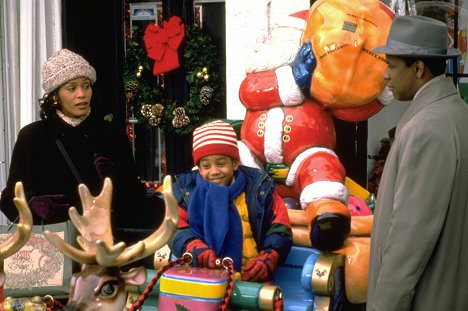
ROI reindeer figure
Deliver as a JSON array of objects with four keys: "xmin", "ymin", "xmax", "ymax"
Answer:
[
  {"xmin": 0, "ymin": 182, "xmax": 33, "ymax": 300},
  {"xmin": 44, "ymin": 176, "xmax": 179, "ymax": 311}
]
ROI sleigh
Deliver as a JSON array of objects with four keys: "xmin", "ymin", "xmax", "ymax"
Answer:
[
  {"xmin": 125, "ymin": 245, "xmax": 347, "ymax": 311},
  {"xmin": 122, "ymin": 176, "xmax": 371, "ymax": 311},
  {"xmin": 0, "ymin": 175, "xmax": 369, "ymax": 311}
]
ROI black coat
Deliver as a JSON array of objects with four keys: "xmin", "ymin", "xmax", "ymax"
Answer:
[{"xmin": 0, "ymin": 113, "xmax": 146, "ymax": 227}]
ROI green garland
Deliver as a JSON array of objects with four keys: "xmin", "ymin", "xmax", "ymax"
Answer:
[{"xmin": 123, "ymin": 24, "xmax": 222, "ymax": 135}]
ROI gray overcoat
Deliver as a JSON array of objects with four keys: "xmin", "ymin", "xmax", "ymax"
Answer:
[{"xmin": 367, "ymin": 76, "xmax": 468, "ymax": 310}]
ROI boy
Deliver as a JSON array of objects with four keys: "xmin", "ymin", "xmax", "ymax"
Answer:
[{"xmin": 171, "ymin": 120, "xmax": 292, "ymax": 282}]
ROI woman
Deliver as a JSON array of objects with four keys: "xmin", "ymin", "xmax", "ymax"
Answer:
[{"xmin": 0, "ymin": 49, "xmax": 146, "ymax": 228}]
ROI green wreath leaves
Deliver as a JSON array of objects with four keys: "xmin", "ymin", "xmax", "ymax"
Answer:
[{"xmin": 124, "ymin": 24, "xmax": 222, "ymax": 135}]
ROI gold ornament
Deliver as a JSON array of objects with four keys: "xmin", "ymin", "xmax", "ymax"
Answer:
[
  {"xmin": 136, "ymin": 64, "xmax": 144, "ymax": 78},
  {"xmin": 197, "ymin": 67, "xmax": 210, "ymax": 81}
]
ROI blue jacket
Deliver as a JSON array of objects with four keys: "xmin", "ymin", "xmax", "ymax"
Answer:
[{"xmin": 171, "ymin": 165, "xmax": 292, "ymax": 264}]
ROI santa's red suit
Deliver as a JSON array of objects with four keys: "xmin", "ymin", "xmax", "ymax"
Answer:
[
  {"xmin": 239, "ymin": 80, "xmax": 350, "ymax": 251},
  {"xmin": 239, "ymin": 80, "xmax": 346, "ymax": 208}
]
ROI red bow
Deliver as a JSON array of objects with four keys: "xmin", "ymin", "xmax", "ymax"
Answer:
[{"xmin": 144, "ymin": 16, "xmax": 185, "ymax": 75}]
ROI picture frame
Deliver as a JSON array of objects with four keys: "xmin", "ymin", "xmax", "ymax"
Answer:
[
  {"xmin": 129, "ymin": 2, "xmax": 159, "ymax": 36},
  {"xmin": 129, "ymin": 3, "xmax": 158, "ymax": 21},
  {"xmin": 0, "ymin": 221, "xmax": 77, "ymax": 298}
]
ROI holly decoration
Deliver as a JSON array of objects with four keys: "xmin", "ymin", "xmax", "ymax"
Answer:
[
  {"xmin": 124, "ymin": 25, "xmax": 166, "ymax": 126},
  {"xmin": 123, "ymin": 23, "xmax": 222, "ymax": 135}
]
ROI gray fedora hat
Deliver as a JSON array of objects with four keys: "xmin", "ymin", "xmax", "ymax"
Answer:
[{"xmin": 372, "ymin": 15, "xmax": 460, "ymax": 58}]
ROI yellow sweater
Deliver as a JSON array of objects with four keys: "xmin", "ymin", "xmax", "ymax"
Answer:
[{"xmin": 234, "ymin": 192, "xmax": 259, "ymax": 270}]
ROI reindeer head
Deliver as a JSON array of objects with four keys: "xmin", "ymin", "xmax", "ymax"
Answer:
[
  {"xmin": 44, "ymin": 176, "xmax": 178, "ymax": 311},
  {"xmin": 0, "ymin": 182, "xmax": 33, "ymax": 298}
]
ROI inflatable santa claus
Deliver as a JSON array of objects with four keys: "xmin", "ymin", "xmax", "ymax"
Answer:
[{"xmin": 238, "ymin": 0, "xmax": 393, "ymax": 253}]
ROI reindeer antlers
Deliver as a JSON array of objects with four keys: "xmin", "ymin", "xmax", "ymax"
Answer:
[
  {"xmin": 44, "ymin": 176, "xmax": 179, "ymax": 267},
  {"xmin": 0, "ymin": 182, "xmax": 33, "ymax": 260},
  {"xmin": 43, "ymin": 178, "xmax": 114, "ymax": 265}
]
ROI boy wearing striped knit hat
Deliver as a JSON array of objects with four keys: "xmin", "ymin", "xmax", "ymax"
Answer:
[{"xmin": 170, "ymin": 120, "xmax": 292, "ymax": 283}]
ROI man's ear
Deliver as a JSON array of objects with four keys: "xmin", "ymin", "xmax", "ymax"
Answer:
[{"xmin": 412, "ymin": 60, "xmax": 426, "ymax": 79}]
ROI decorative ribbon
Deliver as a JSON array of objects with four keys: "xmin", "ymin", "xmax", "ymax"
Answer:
[{"xmin": 144, "ymin": 16, "xmax": 185, "ymax": 75}]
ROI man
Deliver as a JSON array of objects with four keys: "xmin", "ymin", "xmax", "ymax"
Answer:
[{"xmin": 367, "ymin": 15, "xmax": 468, "ymax": 310}]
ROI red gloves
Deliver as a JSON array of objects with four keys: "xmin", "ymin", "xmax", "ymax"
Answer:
[
  {"xmin": 185, "ymin": 239, "xmax": 217, "ymax": 269},
  {"xmin": 93, "ymin": 153, "xmax": 115, "ymax": 179},
  {"xmin": 29, "ymin": 194, "xmax": 70, "ymax": 222},
  {"xmin": 241, "ymin": 249, "xmax": 279, "ymax": 282}
]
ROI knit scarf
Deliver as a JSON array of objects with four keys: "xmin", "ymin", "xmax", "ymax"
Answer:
[{"xmin": 188, "ymin": 170, "xmax": 245, "ymax": 271}]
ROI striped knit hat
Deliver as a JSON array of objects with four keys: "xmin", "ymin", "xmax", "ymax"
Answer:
[{"xmin": 192, "ymin": 120, "xmax": 240, "ymax": 164}]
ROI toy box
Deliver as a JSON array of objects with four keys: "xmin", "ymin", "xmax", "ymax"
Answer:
[{"xmin": 158, "ymin": 266, "xmax": 228, "ymax": 310}]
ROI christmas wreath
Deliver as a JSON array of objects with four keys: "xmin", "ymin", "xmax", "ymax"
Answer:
[{"xmin": 123, "ymin": 22, "xmax": 223, "ymax": 135}]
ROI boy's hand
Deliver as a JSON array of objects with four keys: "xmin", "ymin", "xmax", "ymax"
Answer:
[
  {"xmin": 241, "ymin": 249, "xmax": 279, "ymax": 282},
  {"xmin": 185, "ymin": 239, "xmax": 217, "ymax": 269}
]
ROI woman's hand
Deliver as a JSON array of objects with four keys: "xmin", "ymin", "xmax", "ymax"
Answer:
[
  {"xmin": 29, "ymin": 194, "xmax": 70, "ymax": 222},
  {"xmin": 93, "ymin": 153, "xmax": 115, "ymax": 179}
]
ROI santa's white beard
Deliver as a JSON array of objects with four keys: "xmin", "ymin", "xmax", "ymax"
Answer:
[{"xmin": 245, "ymin": 26, "xmax": 303, "ymax": 74}]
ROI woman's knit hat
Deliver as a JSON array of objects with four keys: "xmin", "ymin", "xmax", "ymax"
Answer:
[
  {"xmin": 42, "ymin": 49, "xmax": 97, "ymax": 94},
  {"xmin": 192, "ymin": 120, "xmax": 240, "ymax": 164}
]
